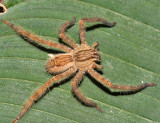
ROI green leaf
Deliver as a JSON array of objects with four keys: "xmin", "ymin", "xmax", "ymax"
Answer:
[{"xmin": 0, "ymin": 0, "xmax": 159, "ymax": 123}]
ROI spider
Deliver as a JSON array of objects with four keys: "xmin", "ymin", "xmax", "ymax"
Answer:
[{"xmin": 2, "ymin": 17, "xmax": 156, "ymax": 123}]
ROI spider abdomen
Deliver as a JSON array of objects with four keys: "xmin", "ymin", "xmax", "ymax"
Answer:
[{"xmin": 46, "ymin": 54, "xmax": 73, "ymax": 74}]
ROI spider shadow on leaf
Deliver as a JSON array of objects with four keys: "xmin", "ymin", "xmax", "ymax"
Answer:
[
  {"xmin": 59, "ymin": 38, "xmax": 71, "ymax": 48},
  {"xmin": 86, "ymin": 23, "xmax": 115, "ymax": 32}
]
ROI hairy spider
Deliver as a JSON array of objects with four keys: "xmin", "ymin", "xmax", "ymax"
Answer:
[{"xmin": 2, "ymin": 17, "xmax": 156, "ymax": 123}]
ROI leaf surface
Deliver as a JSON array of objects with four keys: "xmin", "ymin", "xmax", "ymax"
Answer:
[{"xmin": 0, "ymin": 0, "xmax": 160, "ymax": 123}]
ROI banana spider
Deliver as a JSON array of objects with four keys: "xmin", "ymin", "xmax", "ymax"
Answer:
[{"xmin": 2, "ymin": 17, "xmax": 156, "ymax": 123}]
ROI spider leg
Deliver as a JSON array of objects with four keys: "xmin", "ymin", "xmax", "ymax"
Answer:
[
  {"xmin": 79, "ymin": 18, "xmax": 116, "ymax": 44},
  {"xmin": 88, "ymin": 68, "xmax": 157, "ymax": 91},
  {"xmin": 12, "ymin": 67, "xmax": 77, "ymax": 123},
  {"xmin": 2, "ymin": 20, "xmax": 72, "ymax": 53},
  {"xmin": 59, "ymin": 17, "xmax": 78, "ymax": 48},
  {"xmin": 71, "ymin": 70, "xmax": 102, "ymax": 112},
  {"xmin": 92, "ymin": 42, "xmax": 99, "ymax": 50},
  {"xmin": 94, "ymin": 63, "xmax": 103, "ymax": 70}
]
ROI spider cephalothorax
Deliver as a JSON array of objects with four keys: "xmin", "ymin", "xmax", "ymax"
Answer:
[
  {"xmin": 2, "ymin": 17, "xmax": 156, "ymax": 123},
  {"xmin": 73, "ymin": 43, "xmax": 100, "ymax": 69}
]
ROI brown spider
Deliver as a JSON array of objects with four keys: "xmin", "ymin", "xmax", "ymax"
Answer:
[{"xmin": 2, "ymin": 17, "xmax": 156, "ymax": 123}]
